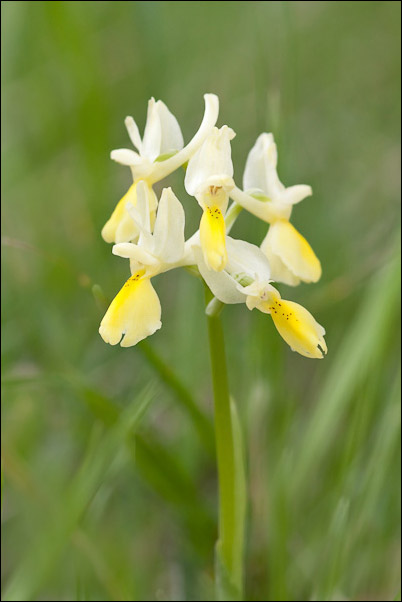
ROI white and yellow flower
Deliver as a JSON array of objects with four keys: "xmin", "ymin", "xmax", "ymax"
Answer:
[
  {"xmin": 230, "ymin": 133, "xmax": 321, "ymax": 285},
  {"xmin": 102, "ymin": 93, "xmax": 219, "ymax": 244},
  {"xmin": 99, "ymin": 182, "xmax": 189, "ymax": 347},
  {"xmin": 260, "ymin": 218, "xmax": 322, "ymax": 286},
  {"xmin": 99, "ymin": 95, "xmax": 327, "ymax": 359},
  {"xmin": 185, "ymin": 126, "xmax": 235, "ymax": 272},
  {"xmin": 196, "ymin": 236, "xmax": 327, "ymax": 359}
]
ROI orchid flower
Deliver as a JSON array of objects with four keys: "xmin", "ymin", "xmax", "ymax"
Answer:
[
  {"xmin": 195, "ymin": 236, "xmax": 327, "ymax": 359},
  {"xmin": 229, "ymin": 133, "xmax": 321, "ymax": 285},
  {"xmin": 102, "ymin": 93, "xmax": 219, "ymax": 244},
  {"xmin": 99, "ymin": 94, "xmax": 327, "ymax": 360},
  {"xmin": 99, "ymin": 182, "xmax": 190, "ymax": 347},
  {"xmin": 185, "ymin": 126, "xmax": 235, "ymax": 272}
]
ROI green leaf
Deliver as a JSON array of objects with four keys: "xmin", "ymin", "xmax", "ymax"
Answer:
[
  {"xmin": 215, "ymin": 541, "xmax": 242, "ymax": 602},
  {"xmin": 230, "ymin": 398, "xmax": 246, "ymax": 590}
]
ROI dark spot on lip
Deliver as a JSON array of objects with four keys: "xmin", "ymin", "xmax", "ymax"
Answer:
[{"xmin": 317, "ymin": 344, "xmax": 326, "ymax": 356}]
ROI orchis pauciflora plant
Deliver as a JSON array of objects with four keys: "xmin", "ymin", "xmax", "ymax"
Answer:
[{"xmin": 98, "ymin": 94, "xmax": 327, "ymax": 599}]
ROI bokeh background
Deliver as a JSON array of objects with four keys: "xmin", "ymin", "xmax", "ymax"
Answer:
[{"xmin": 2, "ymin": 2, "xmax": 401, "ymax": 600}]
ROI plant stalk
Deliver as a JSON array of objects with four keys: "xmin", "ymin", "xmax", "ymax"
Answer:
[{"xmin": 205, "ymin": 288, "xmax": 244, "ymax": 599}]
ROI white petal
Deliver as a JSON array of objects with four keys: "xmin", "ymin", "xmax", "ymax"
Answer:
[
  {"xmin": 280, "ymin": 184, "xmax": 312, "ymax": 205},
  {"xmin": 242, "ymin": 281, "xmax": 279, "ymax": 311},
  {"xmin": 243, "ymin": 132, "xmax": 288, "ymax": 200},
  {"xmin": 149, "ymin": 93, "xmax": 219, "ymax": 183},
  {"xmin": 110, "ymin": 148, "xmax": 143, "ymax": 166},
  {"xmin": 152, "ymin": 187, "xmax": 185, "ymax": 264},
  {"xmin": 243, "ymin": 133, "xmax": 276, "ymax": 191},
  {"xmin": 264, "ymin": 165, "xmax": 286, "ymax": 199},
  {"xmin": 124, "ymin": 203, "xmax": 142, "ymax": 228},
  {"xmin": 194, "ymin": 246, "xmax": 245, "ymax": 304},
  {"xmin": 155, "ymin": 100, "xmax": 184, "ymax": 154},
  {"xmin": 112, "ymin": 242, "xmax": 159, "ymax": 266},
  {"xmin": 125, "ymin": 207, "xmax": 153, "ymax": 250},
  {"xmin": 141, "ymin": 98, "xmax": 162, "ymax": 162},
  {"xmin": 185, "ymin": 125, "xmax": 235, "ymax": 197},
  {"xmin": 230, "ymin": 186, "xmax": 292, "ymax": 223},
  {"xmin": 114, "ymin": 212, "xmax": 140, "ymax": 244},
  {"xmin": 134, "ymin": 180, "xmax": 151, "ymax": 232},
  {"xmin": 123, "ymin": 181, "xmax": 157, "ymax": 249},
  {"xmin": 226, "ymin": 237, "xmax": 271, "ymax": 282},
  {"xmin": 124, "ymin": 116, "xmax": 143, "ymax": 152}
]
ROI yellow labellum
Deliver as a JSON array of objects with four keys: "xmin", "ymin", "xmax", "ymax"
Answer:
[
  {"xmin": 263, "ymin": 296, "xmax": 327, "ymax": 359},
  {"xmin": 199, "ymin": 205, "xmax": 227, "ymax": 271},
  {"xmin": 101, "ymin": 183, "xmax": 137, "ymax": 243},
  {"xmin": 261, "ymin": 220, "xmax": 321, "ymax": 285},
  {"xmin": 101, "ymin": 181, "xmax": 156, "ymax": 244},
  {"xmin": 99, "ymin": 270, "xmax": 161, "ymax": 347}
]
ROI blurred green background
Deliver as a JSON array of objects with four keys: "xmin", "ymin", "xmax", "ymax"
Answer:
[{"xmin": 2, "ymin": 1, "xmax": 401, "ymax": 600}]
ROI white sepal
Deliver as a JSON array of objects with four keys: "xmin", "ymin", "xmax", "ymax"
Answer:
[
  {"xmin": 110, "ymin": 149, "xmax": 144, "ymax": 166},
  {"xmin": 132, "ymin": 180, "xmax": 151, "ymax": 232},
  {"xmin": 243, "ymin": 133, "xmax": 278, "ymax": 192},
  {"xmin": 185, "ymin": 125, "xmax": 235, "ymax": 197},
  {"xmin": 152, "ymin": 187, "xmax": 185, "ymax": 264},
  {"xmin": 112, "ymin": 243, "xmax": 159, "ymax": 267},
  {"xmin": 226, "ymin": 237, "xmax": 271, "ymax": 283},
  {"xmin": 125, "ymin": 98, "xmax": 184, "ymax": 163},
  {"xmin": 238, "ymin": 132, "xmax": 313, "ymax": 223},
  {"xmin": 141, "ymin": 98, "xmax": 163, "ymax": 162},
  {"xmin": 150, "ymin": 93, "xmax": 220, "ymax": 183},
  {"xmin": 124, "ymin": 116, "xmax": 142, "ymax": 152},
  {"xmin": 156, "ymin": 100, "xmax": 184, "ymax": 155},
  {"xmin": 280, "ymin": 184, "xmax": 312, "ymax": 205},
  {"xmin": 112, "ymin": 94, "xmax": 219, "ymax": 184},
  {"xmin": 194, "ymin": 247, "xmax": 245, "ymax": 304},
  {"xmin": 230, "ymin": 186, "xmax": 292, "ymax": 223}
]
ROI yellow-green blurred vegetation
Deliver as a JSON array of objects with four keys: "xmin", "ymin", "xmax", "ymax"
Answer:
[{"xmin": 2, "ymin": 1, "xmax": 401, "ymax": 600}]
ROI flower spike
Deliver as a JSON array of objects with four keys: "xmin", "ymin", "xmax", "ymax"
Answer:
[{"xmin": 100, "ymin": 94, "xmax": 326, "ymax": 358}]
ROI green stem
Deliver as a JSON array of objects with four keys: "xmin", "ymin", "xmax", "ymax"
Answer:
[{"xmin": 205, "ymin": 288, "xmax": 244, "ymax": 599}]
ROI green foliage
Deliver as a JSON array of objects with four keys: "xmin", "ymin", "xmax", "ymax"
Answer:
[{"xmin": 2, "ymin": 1, "xmax": 400, "ymax": 600}]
